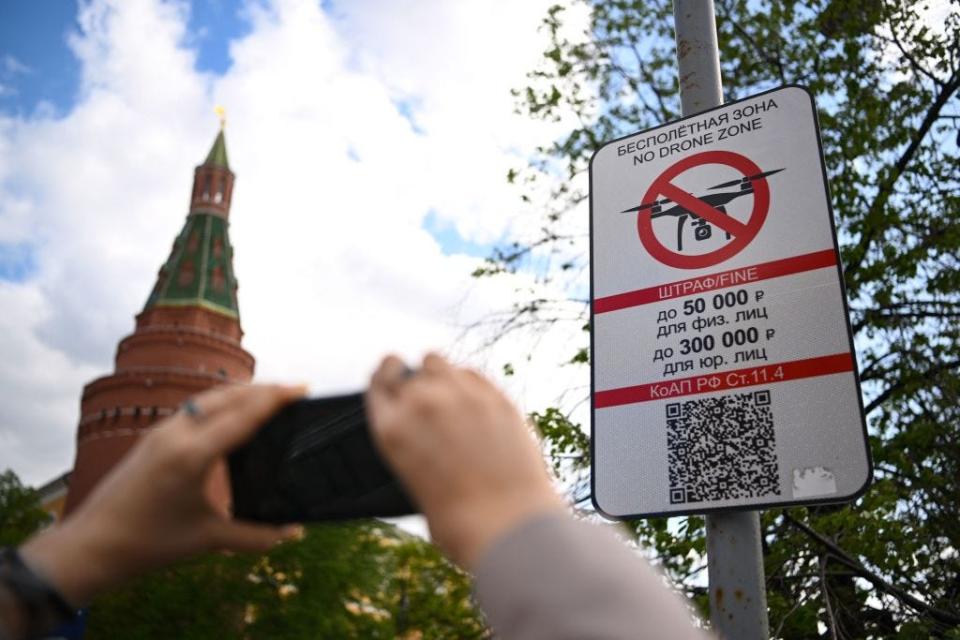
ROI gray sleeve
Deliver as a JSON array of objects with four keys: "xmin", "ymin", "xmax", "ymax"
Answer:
[{"xmin": 472, "ymin": 514, "xmax": 712, "ymax": 640}]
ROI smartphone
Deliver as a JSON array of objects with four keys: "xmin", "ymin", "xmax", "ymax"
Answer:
[{"xmin": 228, "ymin": 392, "xmax": 417, "ymax": 524}]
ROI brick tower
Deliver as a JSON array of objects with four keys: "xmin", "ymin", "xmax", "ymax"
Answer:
[{"xmin": 64, "ymin": 125, "xmax": 254, "ymax": 514}]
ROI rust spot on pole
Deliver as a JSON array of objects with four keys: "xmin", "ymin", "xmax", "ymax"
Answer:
[
  {"xmin": 715, "ymin": 587, "xmax": 724, "ymax": 607},
  {"xmin": 734, "ymin": 589, "xmax": 744, "ymax": 602},
  {"xmin": 677, "ymin": 39, "xmax": 692, "ymax": 59}
]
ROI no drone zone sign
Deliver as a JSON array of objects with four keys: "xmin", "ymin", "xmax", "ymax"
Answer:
[{"xmin": 589, "ymin": 86, "xmax": 871, "ymax": 519}]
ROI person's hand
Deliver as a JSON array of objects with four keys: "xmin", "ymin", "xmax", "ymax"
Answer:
[
  {"xmin": 366, "ymin": 354, "xmax": 565, "ymax": 569},
  {"xmin": 19, "ymin": 383, "xmax": 306, "ymax": 607}
]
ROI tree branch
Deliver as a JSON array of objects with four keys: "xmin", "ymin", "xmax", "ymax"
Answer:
[
  {"xmin": 783, "ymin": 513, "xmax": 960, "ymax": 626},
  {"xmin": 852, "ymin": 301, "xmax": 960, "ymax": 333},
  {"xmin": 722, "ymin": 9, "xmax": 787, "ymax": 84},
  {"xmin": 631, "ymin": 43, "xmax": 672, "ymax": 121},
  {"xmin": 820, "ymin": 553, "xmax": 841, "ymax": 640},
  {"xmin": 863, "ymin": 359, "xmax": 960, "ymax": 414},
  {"xmin": 875, "ymin": 29, "xmax": 942, "ymax": 87},
  {"xmin": 857, "ymin": 349, "xmax": 907, "ymax": 382},
  {"xmin": 844, "ymin": 70, "xmax": 960, "ymax": 281}
]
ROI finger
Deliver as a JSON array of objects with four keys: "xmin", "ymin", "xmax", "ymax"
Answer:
[
  {"xmin": 366, "ymin": 363, "xmax": 403, "ymax": 436},
  {"xmin": 366, "ymin": 355, "xmax": 423, "ymax": 452},
  {"xmin": 204, "ymin": 459, "xmax": 232, "ymax": 518},
  {"xmin": 364, "ymin": 384, "xmax": 391, "ymax": 432},
  {"xmin": 421, "ymin": 352, "xmax": 452, "ymax": 376},
  {"xmin": 210, "ymin": 519, "xmax": 302, "ymax": 554},
  {"xmin": 458, "ymin": 366, "xmax": 501, "ymax": 395},
  {"xmin": 201, "ymin": 384, "xmax": 307, "ymax": 454},
  {"xmin": 370, "ymin": 355, "xmax": 409, "ymax": 396},
  {"xmin": 181, "ymin": 382, "xmax": 250, "ymax": 419}
]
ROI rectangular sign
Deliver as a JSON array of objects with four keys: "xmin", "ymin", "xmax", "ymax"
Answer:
[{"xmin": 589, "ymin": 85, "xmax": 871, "ymax": 518}]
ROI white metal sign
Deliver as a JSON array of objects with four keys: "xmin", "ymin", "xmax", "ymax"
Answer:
[{"xmin": 589, "ymin": 85, "xmax": 871, "ymax": 518}]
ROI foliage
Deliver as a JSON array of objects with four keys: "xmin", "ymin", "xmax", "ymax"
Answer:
[
  {"xmin": 0, "ymin": 469, "xmax": 50, "ymax": 547},
  {"xmin": 0, "ymin": 477, "xmax": 487, "ymax": 638},
  {"xmin": 531, "ymin": 407, "xmax": 590, "ymax": 478},
  {"xmin": 86, "ymin": 521, "xmax": 489, "ymax": 639},
  {"xmin": 487, "ymin": 0, "xmax": 960, "ymax": 637}
]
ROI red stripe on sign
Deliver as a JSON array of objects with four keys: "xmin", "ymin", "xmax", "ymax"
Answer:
[
  {"xmin": 593, "ymin": 249, "xmax": 838, "ymax": 314},
  {"xmin": 594, "ymin": 352, "xmax": 854, "ymax": 408}
]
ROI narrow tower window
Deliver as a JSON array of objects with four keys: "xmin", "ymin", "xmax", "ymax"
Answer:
[{"xmin": 215, "ymin": 176, "xmax": 227, "ymax": 204}]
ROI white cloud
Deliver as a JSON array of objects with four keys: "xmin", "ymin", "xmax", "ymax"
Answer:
[
  {"xmin": 0, "ymin": 283, "xmax": 100, "ymax": 483},
  {"xmin": 0, "ymin": 0, "xmax": 588, "ymax": 486},
  {"xmin": 2, "ymin": 55, "xmax": 31, "ymax": 76},
  {"xmin": 330, "ymin": 0, "xmax": 583, "ymax": 241}
]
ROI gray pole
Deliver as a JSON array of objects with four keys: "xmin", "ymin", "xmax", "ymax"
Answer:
[{"xmin": 671, "ymin": 2, "xmax": 770, "ymax": 639}]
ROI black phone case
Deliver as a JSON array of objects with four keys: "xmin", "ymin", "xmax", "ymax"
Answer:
[{"xmin": 228, "ymin": 393, "xmax": 416, "ymax": 523}]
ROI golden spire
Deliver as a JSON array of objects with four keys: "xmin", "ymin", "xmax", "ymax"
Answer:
[{"xmin": 214, "ymin": 105, "xmax": 227, "ymax": 130}]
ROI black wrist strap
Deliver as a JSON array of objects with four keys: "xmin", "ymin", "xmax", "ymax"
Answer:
[{"xmin": 0, "ymin": 548, "xmax": 76, "ymax": 639}]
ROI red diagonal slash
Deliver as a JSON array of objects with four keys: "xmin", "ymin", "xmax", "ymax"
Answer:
[
  {"xmin": 636, "ymin": 150, "xmax": 770, "ymax": 269},
  {"xmin": 656, "ymin": 182, "xmax": 750, "ymax": 237}
]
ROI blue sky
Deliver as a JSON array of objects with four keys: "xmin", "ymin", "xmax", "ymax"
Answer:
[
  {"xmin": 0, "ymin": 1, "xmax": 249, "ymax": 115},
  {"xmin": 0, "ymin": 2, "xmax": 80, "ymax": 116}
]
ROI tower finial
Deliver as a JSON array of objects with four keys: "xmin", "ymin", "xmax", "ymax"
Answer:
[{"xmin": 214, "ymin": 105, "xmax": 226, "ymax": 130}]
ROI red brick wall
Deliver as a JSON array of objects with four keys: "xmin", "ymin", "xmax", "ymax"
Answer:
[{"xmin": 64, "ymin": 306, "xmax": 254, "ymax": 515}]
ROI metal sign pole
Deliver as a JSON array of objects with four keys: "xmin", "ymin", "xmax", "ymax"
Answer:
[{"xmin": 671, "ymin": 2, "xmax": 770, "ymax": 638}]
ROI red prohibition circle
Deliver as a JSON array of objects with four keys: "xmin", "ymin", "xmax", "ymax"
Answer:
[{"xmin": 636, "ymin": 150, "xmax": 769, "ymax": 269}]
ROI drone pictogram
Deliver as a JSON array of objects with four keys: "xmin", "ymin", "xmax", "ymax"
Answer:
[{"xmin": 622, "ymin": 168, "xmax": 784, "ymax": 252}]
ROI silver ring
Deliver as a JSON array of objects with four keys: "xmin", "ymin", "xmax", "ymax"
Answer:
[{"xmin": 180, "ymin": 398, "xmax": 203, "ymax": 421}]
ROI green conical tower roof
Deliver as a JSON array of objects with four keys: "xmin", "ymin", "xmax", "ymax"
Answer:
[
  {"xmin": 203, "ymin": 129, "xmax": 229, "ymax": 169},
  {"xmin": 143, "ymin": 213, "xmax": 239, "ymax": 318},
  {"xmin": 142, "ymin": 128, "xmax": 239, "ymax": 318}
]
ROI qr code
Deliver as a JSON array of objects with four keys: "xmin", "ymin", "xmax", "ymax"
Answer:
[{"xmin": 666, "ymin": 390, "xmax": 780, "ymax": 504}]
